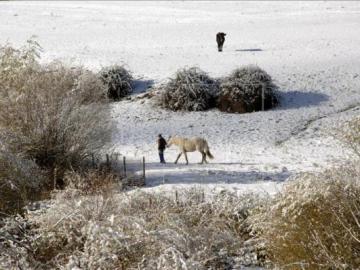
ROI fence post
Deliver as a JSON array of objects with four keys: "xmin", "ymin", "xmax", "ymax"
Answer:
[
  {"xmin": 91, "ymin": 153, "xmax": 95, "ymax": 168},
  {"xmin": 261, "ymin": 83, "xmax": 265, "ymax": 111},
  {"xmin": 106, "ymin": 154, "xmax": 110, "ymax": 170},
  {"xmin": 175, "ymin": 190, "xmax": 179, "ymax": 205},
  {"xmin": 53, "ymin": 167, "xmax": 57, "ymax": 190},
  {"xmin": 123, "ymin": 156, "xmax": 127, "ymax": 177},
  {"xmin": 142, "ymin": 156, "xmax": 146, "ymax": 181}
]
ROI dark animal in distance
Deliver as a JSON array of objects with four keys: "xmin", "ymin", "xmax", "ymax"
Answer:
[{"xmin": 216, "ymin": 32, "xmax": 226, "ymax": 52}]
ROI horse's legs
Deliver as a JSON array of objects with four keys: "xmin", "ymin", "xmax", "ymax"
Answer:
[
  {"xmin": 200, "ymin": 151, "xmax": 208, "ymax": 164},
  {"xmin": 203, "ymin": 152, "xmax": 208, "ymax": 164},
  {"xmin": 184, "ymin": 152, "xmax": 189, "ymax": 165},
  {"xmin": 175, "ymin": 153, "xmax": 182, "ymax": 164},
  {"xmin": 200, "ymin": 152, "xmax": 205, "ymax": 164}
]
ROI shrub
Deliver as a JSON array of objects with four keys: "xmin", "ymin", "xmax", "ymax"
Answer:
[
  {"xmin": 0, "ymin": 188, "xmax": 265, "ymax": 269},
  {"xmin": 0, "ymin": 40, "xmax": 111, "ymax": 179},
  {"xmin": 218, "ymin": 65, "xmax": 278, "ymax": 113},
  {"xmin": 251, "ymin": 163, "xmax": 360, "ymax": 269},
  {"xmin": 157, "ymin": 67, "xmax": 219, "ymax": 111},
  {"xmin": 74, "ymin": 69, "xmax": 108, "ymax": 105},
  {"xmin": 100, "ymin": 65, "xmax": 133, "ymax": 100},
  {"xmin": 0, "ymin": 149, "xmax": 46, "ymax": 216},
  {"xmin": 63, "ymin": 169, "xmax": 118, "ymax": 195}
]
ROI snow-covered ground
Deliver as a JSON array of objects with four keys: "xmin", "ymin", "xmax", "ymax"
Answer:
[{"xmin": 1, "ymin": 1, "xmax": 360, "ymax": 195}]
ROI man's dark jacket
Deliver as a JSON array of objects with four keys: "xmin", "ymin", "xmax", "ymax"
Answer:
[{"xmin": 158, "ymin": 137, "xmax": 167, "ymax": 151}]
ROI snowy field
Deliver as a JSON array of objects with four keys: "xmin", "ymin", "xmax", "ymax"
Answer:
[{"xmin": 1, "ymin": 1, "xmax": 360, "ymax": 195}]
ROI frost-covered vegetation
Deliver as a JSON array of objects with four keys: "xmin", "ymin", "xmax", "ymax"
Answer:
[
  {"xmin": 218, "ymin": 65, "xmax": 278, "ymax": 113},
  {"xmin": 0, "ymin": 40, "xmax": 112, "ymax": 214},
  {"xmin": 100, "ymin": 65, "xmax": 133, "ymax": 100},
  {"xmin": 156, "ymin": 65, "xmax": 279, "ymax": 114},
  {"xmin": 249, "ymin": 117, "xmax": 360, "ymax": 269},
  {"xmin": 63, "ymin": 169, "xmax": 119, "ymax": 196},
  {"xmin": 0, "ymin": 189, "xmax": 265, "ymax": 269},
  {"xmin": 0, "ymin": 149, "xmax": 45, "ymax": 215},
  {"xmin": 2, "ymin": 162, "xmax": 359, "ymax": 269},
  {"xmin": 157, "ymin": 67, "xmax": 219, "ymax": 111},
  {"xmin": 0, "ymin": 40, "xmax": 110, "ymax": 171},
  {"xmin": 251, "ymin": 163, "xmax": 360, "ymax": 269}
]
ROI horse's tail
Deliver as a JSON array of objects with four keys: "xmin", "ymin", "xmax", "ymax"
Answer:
[
  {"xmin": 204, "ymin": 143, "xmax": 214, "ymax": 159},
  {"xmin": 206, "ymin": 149, "xmax": 214, "ymax": 159}
]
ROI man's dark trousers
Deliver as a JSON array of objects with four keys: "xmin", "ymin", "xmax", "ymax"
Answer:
[{"xmin": 159, "ymin": 150, "xmax": 165, "ymax": 163}]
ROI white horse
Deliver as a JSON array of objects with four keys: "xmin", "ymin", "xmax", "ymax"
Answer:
[{"xmin": 167, "ymin": 136, "xmax": 214, "ymax": 165}]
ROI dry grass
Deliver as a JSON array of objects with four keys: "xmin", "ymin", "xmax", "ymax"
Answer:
[
  {"xmin": 0, "ymin": 149, "xmax": 46, "ymax": 216},
  {"xmin": 2, "ymin": 164, "xmax": 359, "ymax": 269},
  {"xmin": 251, "ymin": 163, "xmax": 360, "ymax": 269},
  {"xmin": 0, "ymin": 188, "xmax": 263, "ymax": 269},
  {"xmin": 63, "ymin": 169, "xmax": 120, "ymax": 196}
]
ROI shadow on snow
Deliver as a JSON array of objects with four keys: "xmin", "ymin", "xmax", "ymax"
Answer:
[
  {"xmin": 144, "ymin": 162, "xmax": 291, "ymax": 187},
  {"xmin": 277, "ymin": 90, "xmax": 329, "ymax": 110},
  {"xmin": 235, "ymin": 48, "xmax": 263, "ymax": 52},
  {"xmin": 132, "ymin": 79, "xmax": 154, "ymax": 94}
]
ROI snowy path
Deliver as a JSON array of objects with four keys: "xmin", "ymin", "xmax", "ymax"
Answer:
[{"xmin": 1, "ymin": 1, "xmax": 360, "ymax": 195}]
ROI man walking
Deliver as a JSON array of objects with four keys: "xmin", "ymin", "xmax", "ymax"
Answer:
[{"xmin": 157, "ymin": 134, "xmax": 167, "ymax": 164}]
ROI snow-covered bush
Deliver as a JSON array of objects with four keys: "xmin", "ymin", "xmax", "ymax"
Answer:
[
  {"xmin": 74, "ymin": 69, "xmax": 108, "ymax": 105},
  {"xmin": 100, "ymin": 65, "xmax": 133, "ymax": 100},
  {"xmin": 0, "ymin": 188, "xmax": 265, "ymax": 269},
  {"xmin": 0, "ymin": 40, "xmax": 111, "ymax": 177},
  {"xmin": 0, "ymin": 149, "xmax": 46, "ymax": 215},
  {"xmin": 251, "ymin": 163, "xmax": 360, "ymax": 269},
  {"xmin": 157, "ymin": 67, "xmax": 219, "ymax": 111},
  {"xmin": 218, "ymin": 65, "xmax": 278, "ymax": 113}
]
